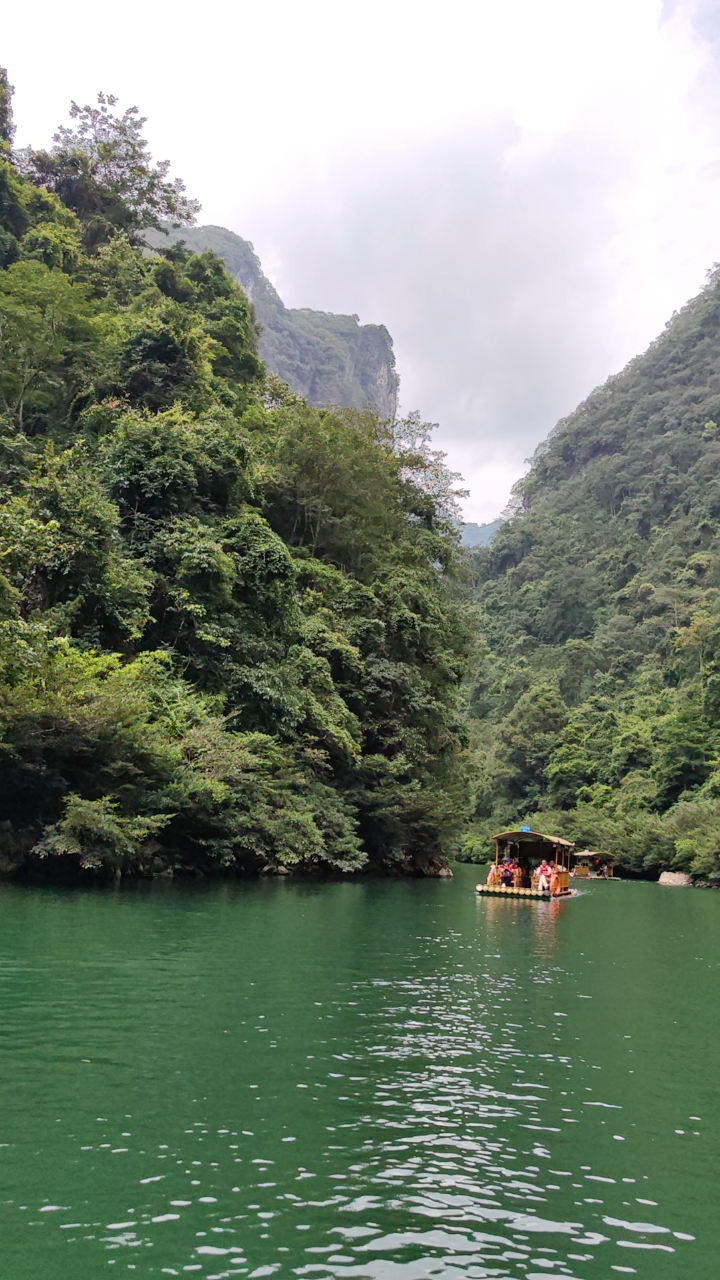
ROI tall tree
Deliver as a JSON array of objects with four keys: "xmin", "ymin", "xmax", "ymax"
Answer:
[
  {"xmin": 0, "ymin": 66, "xmax": 14, "ymax": 147},
  {"xmin": 18, "ymin": 94, "xmax": 200, "ymax": 248}
]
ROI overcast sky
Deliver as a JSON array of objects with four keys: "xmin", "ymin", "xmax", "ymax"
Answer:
[{"xmin": 5, "ymin": 0, "xmax": 720, "ymax": 519}]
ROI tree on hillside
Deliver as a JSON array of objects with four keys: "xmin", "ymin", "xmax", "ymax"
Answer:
[
  {"xmin": 0, "ymin": 260, "xmax": 106, "ymax": 431},
  {"xmin": 18, "ymin": 94, "xmax": 200, "ymax": 248},
  {"xmin": 0, "ymin": 67, "xmax": 14, "ymax": 147}
]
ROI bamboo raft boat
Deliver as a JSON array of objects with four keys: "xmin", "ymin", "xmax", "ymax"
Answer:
[
  {"xmin": 475, "ymin": 827, "xmax": 577, "ymax": 901},
  {"xmin": 571, "ymin": 851, "xmax": 617, "ymax": 879}
]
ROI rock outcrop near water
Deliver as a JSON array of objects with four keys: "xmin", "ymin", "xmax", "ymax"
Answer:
[{"xmin": 149, "ymin": 224, "xmax": 399, "ymax": 417}]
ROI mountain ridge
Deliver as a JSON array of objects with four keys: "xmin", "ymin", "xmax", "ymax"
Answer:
[
  {"xmin": 460, "ymin": 519, "xmax": 503, "ymax": 548},
  {"xmin": 147, "ymin": 224, "xmax": 399, "ymax": 416}
]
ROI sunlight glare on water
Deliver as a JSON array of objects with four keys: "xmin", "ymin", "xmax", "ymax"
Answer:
[{"xmin": 0, "ymin": 864, "xmax": 715, "ymax": 1278}]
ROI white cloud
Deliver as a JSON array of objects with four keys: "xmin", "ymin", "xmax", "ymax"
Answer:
[{"xmin": 4, "ymin": 0, "xmax": 720, "ymax": 518}]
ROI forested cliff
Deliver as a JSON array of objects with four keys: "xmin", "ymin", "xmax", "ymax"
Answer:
[
  {"xmin": 7, "ymin": 71, "xmax": 719, "ymax": 886},
  {"xmin": 0, "ymin": 77, "xmax": 468, "ymax": 880},
  {"xmin": 465, "ymin": 268, "xmax": 720, "ymax": 881},
  {"xmin": 149, "ymin": 224, "xmax": 399, "ymax": 417}
]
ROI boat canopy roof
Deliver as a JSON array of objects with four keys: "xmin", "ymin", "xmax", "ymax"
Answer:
[
  {"xmin": 493, "ymin": 829, "xmax": 574, "ymax": 848},
  {"xmin": 575, "ymin": 849, "xmax": 614, "ymax": 861}
]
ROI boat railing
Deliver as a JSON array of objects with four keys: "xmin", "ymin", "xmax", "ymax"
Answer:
[{"xmin": 486, "ymin": 860, "xmax": 569, "ymax": 895}]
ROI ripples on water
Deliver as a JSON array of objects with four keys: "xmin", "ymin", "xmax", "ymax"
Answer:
[{"xmin": 0, "ymin": 869, "xmax": 714, "ymax": 1278}]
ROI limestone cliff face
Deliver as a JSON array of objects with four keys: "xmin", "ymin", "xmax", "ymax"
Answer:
[{"xmin": 151, "ymin": 224, "xmax": 398, "ymax": 417}]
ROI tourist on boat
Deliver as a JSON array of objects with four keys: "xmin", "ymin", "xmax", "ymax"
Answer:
[
  {"xmin": 500, "ymin": 859, "xmax": 514, "ymax": 887},
  {"xmin": 537, "ymin": 859, "xmax": 552, "ymax": 892},
  {"xmin": 487, "ymin": 862, "xmax": 499, "ymax": 886},
  {"xmin": 550, "ymin": 865, "xmax": 561, "ymax": 896}
]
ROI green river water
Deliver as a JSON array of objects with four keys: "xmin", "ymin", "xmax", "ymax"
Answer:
[{"xmin": 0, "ymin": 863, "xmax": 716, "ymax": 1279}]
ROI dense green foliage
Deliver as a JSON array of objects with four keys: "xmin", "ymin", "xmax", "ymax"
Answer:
[
  {"xmin": 463, "ymin": 270, "xmax": 720, "ymax": 880},
  {"xmin": 0, "ymin": 87, "xmax": 468, "ymax": 879},
  {"xmin": 0, "ymin": 67, "xmax": 14, "ymax": 148},
  {"xmin": 150, "ymin": 225, "xmax": 399, "ymax": 416}
]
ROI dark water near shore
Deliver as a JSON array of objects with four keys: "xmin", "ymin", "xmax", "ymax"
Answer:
[{"xmin": 0, "ymin": 864, "xmax": 717, "ymax": 1279}]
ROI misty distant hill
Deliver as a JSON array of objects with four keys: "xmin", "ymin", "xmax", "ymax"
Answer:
[
  {"xmin": 460, "ymin": 519, "xmax": 503, "ymax": 547},
  {"xmin": 148, "ymin": 225, "xmax": 399, "ymax": 417}
]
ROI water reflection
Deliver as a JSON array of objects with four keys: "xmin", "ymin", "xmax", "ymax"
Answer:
[
  {"xmin": 0, "ymin": 872, "xmax": 708, "ymax": 1278},
  {"xmin": 29, "ymin": 983, "xmax": 689, "ymax": 1273}
]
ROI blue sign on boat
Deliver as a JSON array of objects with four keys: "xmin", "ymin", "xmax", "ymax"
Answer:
[{"xmin": 520, "ymin": 824, "xmax": 531, "ymax": 833}]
